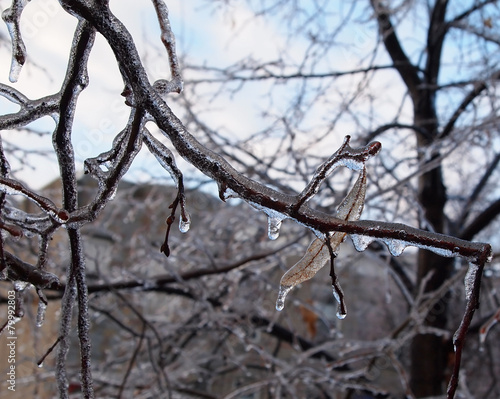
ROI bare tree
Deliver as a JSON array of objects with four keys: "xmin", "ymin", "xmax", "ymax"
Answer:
[{"xmin": 0, "ymin": 1, "xmax": 498, "ymax": 398}]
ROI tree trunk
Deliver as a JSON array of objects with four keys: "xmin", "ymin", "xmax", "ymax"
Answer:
[{"xmin": 409, "ymin": 99, "xmax": 452, "ymax": 396}]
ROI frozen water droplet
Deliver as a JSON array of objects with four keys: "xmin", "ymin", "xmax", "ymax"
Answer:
[
  {"xmin": 351, "ymin": 234, "xmax": 376, "ymax": 252},
  {"xmin": 9, "ymin": 57, "xmax": 22, "ymax": 83},
  {"xmin": 276, "ymin": 285, "xmax": 293, "ymax": 311},
  {"xmin": 36, "ymin": 301, "xmax": 47, "ymax": 327},
  {"xmin": 336, "ymin": 310, "xmax": 347, "ymax": 320},
  {"xmin": 268, "ymin": 216, "xmax": 282, "ymax": 240},
  {"xmin": 384, "ymin": 238, "xmax": 407, "ymax": 256},
  {"xmin": 179, "ymin": 214, "xmax": 191, "ymax": 233},
  {"xmin": 248, "ymin": 202, "xmax": 287, "ymax": 239}
]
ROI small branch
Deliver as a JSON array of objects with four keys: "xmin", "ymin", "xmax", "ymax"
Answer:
[
  {"xmin": 458, "ymin": 152, "xmax": 500, "ymax": 224},
  {"xmin": 2, "ymin": 252, "xmax": 61, "ymax": 289},
  {"xmin": 447, "ymin": 262, "xmax": 485, "ymax": 399},
  {"xmin": 37, "ymin": 336, "xmax": 62, "ymax": 367},
  {"xmin": 0, "ymin": 176, "xmax": 69, "ymax": 222},
  {"xmin": 143, "ymin": 130, "xmax": 190, "ymax": 255},
  {"xmin": 325, "ymin": 233, "xmax": 346, "ymax": 320},
  {"xmin": 151, "ymin": 0, "xmax": 183, "ymax": 94},
  {"xmin": 118, "ymin": 322, "xmax": 146, "ymax": 399},
  {"xmin": 1, "ymin": 0, "xmax": 28, "ymax": 82},
  {"xmin": 293, "ymin": 136, "xmax": 380, "ymax": 212},
  {"xmin": 440, "ymin": 70, "xmax": 500, "ymax": 139}
]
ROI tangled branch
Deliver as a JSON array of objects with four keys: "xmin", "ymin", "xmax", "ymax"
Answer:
[{"xmin": 0, "ymin": 1, "xmax": 493, "ymax": 398}]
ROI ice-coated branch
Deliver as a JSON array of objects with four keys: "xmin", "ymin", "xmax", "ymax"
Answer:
[
  {"xmin": 0, "ymin": 2, "xmax": 494, "ymax": 398},
  {"xmin": 151, "ymin": 0, "xmax": 183, "ymax": 95},
  {"xmin": 294, "ymin": 136, "xmax": 380, "ymax": 211},
  {"xmin": 79, "ymin": 108, "xmax": 145, "ymax": 223},
  {"xmin": 61, "ymin": 0, "xmax": 491, "ymax": 270},
  {"xmin": 1, "ymin": 0, "xmax": 28, "ymax": 82},
  {"xmin": 2, "ymin": 251, "xmax": 61, "ymax": 290},
  {"xmin": 143, "ymin": 130, "xmax": 190, "ymax": 256},
  {"xmin": 0, "ymin": 176, "xmax": 69, "ymax": 222},
  {"xmin": 51, "ymin": 19, "xmax": 96, "ymax": 399},
  {"xmin": 447, "ymin": 262, "xmax": 484, "ymax": 399}
]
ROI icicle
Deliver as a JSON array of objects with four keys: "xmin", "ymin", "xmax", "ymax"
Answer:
[
  {"xmin": 350, "ymin": 234, "xmax": 376, "ymax": 252},
  {"xmin": 2, "ymin": 1, "xmax": 29, "ymax": 83},
  {"xmin": 276, "ymin": 284, "xmax": 293, "ymax": 311},
  {"xmin": 249, "ymin": 202, "xmax": 287, "ymax": 240},
  {"xmin": 179, "ymin": 213, "xmax": 191, "ymax": 233},
  {"xmin": 267, "ymin": 216, "xmax": 282, "ymax": 240},
  {"xmin": 36, "ymin": 301, "xmax": 47, "ymax": 327},
  {"xmin": 383, "ymin": 238, "xmax": 407, "ymax": 257},
  {"xmin": 8, "ymin": 57, "xmax": 23, "ymax": 83}
]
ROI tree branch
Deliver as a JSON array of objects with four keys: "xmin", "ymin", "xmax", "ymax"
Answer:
[
  {"xmin": 370, "ymin": 0, "xmax": 422, "ymax": 98},
  {"xmin": 59, "ymin": 0, "xmax": 491, "ymax": 267}
]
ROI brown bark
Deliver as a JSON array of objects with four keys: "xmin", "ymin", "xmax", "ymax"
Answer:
[{"xmin": 372, "ymin": 0, "xmax": 455, "ymax": 395}]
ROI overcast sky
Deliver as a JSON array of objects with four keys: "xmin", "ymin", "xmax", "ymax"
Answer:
[{"xmin": 1, "ymin": 0, "xmax": 481, "ymax": 190}]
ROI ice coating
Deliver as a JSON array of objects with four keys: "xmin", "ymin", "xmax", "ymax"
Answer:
[
  {"xmin": 2, "ymin": 1, "xmax": 28, "ymax": 83},
  {"xmin": 36, "ymin": 301, "xmax": 47, "ymax": 327},
  {"xmin": 276, "ymin": 168, "xmax": 366, "ymax": 311},
  {"xmin": 268, "ymin": 216, "xmax": 283, "ymax": 240},
  {"xmin": 464, "ymin": 262, "xmax": 479, "ymax": 301}
]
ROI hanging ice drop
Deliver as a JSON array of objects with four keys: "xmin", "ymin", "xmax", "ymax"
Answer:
[
  {"xmin": 276, "ymin": 284, "xmax": 293, "ymax": 311},
  {"xmin": 350, "ymin": 234, "xmax": 376, "ymax": 252},
  {"xmin": 383, "ymin": 238, "xmax": 407, "ymax": 257},
  {"xmin": 267, "ymin": 216, "xmax": 282, "ymax": 240},
  {"xmin": 179, "ymin": 213, "xmax": 191, "ymax": 233}
]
